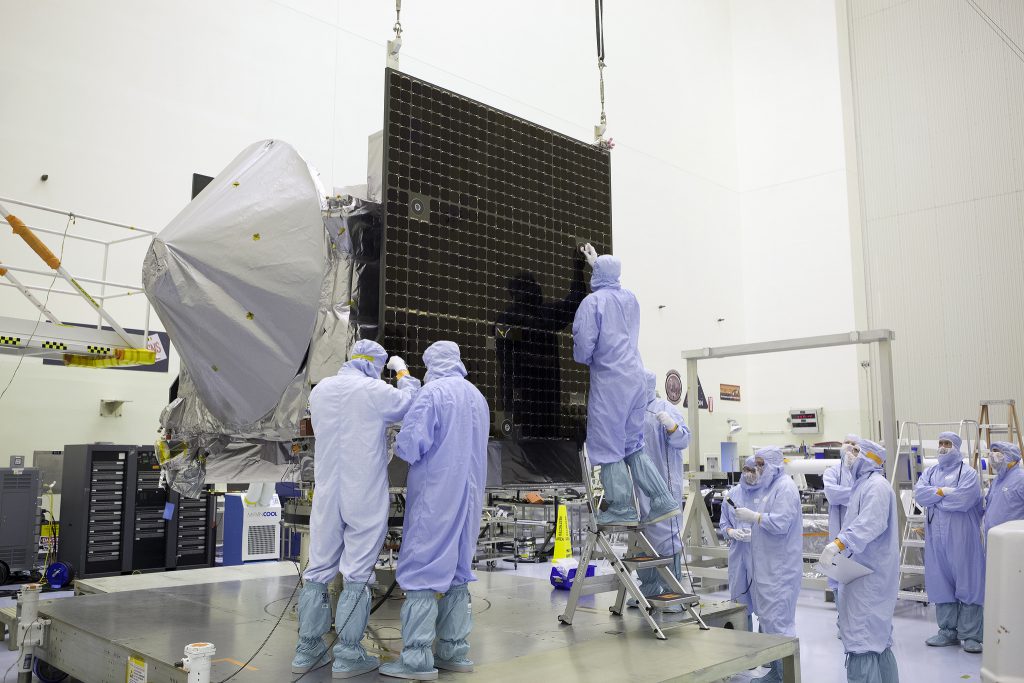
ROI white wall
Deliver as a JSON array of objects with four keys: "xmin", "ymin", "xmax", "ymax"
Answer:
[
  {"xmin": 1, "ymin": 0, "xmax": 759, "ymax": 459},
  {"xmin": 840, "ymin": 0, "xmax": 1024, "ymax": 428},
  {"xmin": 729, "ymin": 0, "xmax": 862, "ymax": 447}
]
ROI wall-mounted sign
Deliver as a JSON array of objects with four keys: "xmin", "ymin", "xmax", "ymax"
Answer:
[
  {"xmin": 682, "ymin": 375, "xmax": 709, "ymax": 410},
  {"xmin": 720, "ymin": 384, "xmax": 741, "ymax": 402},
  {"xmin": 664, "ymin": 370, "xmax": 683, "ymax": 405}
]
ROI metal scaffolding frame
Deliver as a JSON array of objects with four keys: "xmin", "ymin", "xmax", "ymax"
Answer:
[
  {"xmin": 0, "ymin": 196, "xmax": 156, "ymax": 365},
  {"xmin": 678, "ymin": 330, "xmax": 900, "ymax": 587}
]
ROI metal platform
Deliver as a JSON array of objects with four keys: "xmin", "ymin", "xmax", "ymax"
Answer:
[
  {"xmin": 0, "ymin": 315, "xmax": 147, "ymax": 361},
  {"xmin": 29, "ymin": 572, "xmax": 799, "ymax": 683},
  {"xmin": 73, "ymin": 561, "xmax": 300, "ymax": 595}
]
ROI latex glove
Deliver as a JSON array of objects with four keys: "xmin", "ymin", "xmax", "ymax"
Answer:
[
  {"xmin": 735, "ymin": 507, "xmax": 759, "ymax": 524},
  {"xmin": 820, "ymin": 541, "xmax": 841, "ymax": 566},
  {"xmin": 656, "ymin": 411, "xmax": 677, "ymax": 432},
  {"xmin": 727, "ymin": 528, "xmax": 751, "ymax": 542},
  {"xmin": 580, "ymin": 243, "xmax": 598, "ymax": 267},
  {"xmin": 385, "ymin": 356, "xmax": 405, "ymax": 376}
]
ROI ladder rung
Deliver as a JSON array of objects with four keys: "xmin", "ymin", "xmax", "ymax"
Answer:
[
  {"xmin": 980, "ymin": 399, "xmax": 1016, "ymax": 406},
  {"xmin": 900, "ymin": 564, "xmax": 925, "ymax": 574},
  {"xmin": 596, "ymin": 522, "xmax": 639, "ymax": 531},
  {"xmin": 647, "ymin": 592, "xmax": 699, "ymax": 608},
  {"xmin": 902, "ymin": 539, "xmax": 925, "ymax": 548},
  {"xmin": 621, "ymin": 555, "xmax": 673, "ymax": 570},
  {"xmin": 575, "ymin": 574, "xmax": 622, "ymax": 596},
  {"xmin": 906, "ymin": 514, "xmax": 925, "ymax": 521},
  {"xmin": 898, "ymin": 590, "xmax": 929, "ymax": 602}
]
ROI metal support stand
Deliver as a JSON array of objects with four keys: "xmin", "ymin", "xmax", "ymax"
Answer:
[
  {"xmin": 14, "ymin": 584, "xmax": 50, "ymax": 683},
  {"xmin": 680, "ymin": 330, "xmax": 900, "ymax": 582},
  {"xmin": 556, "ymin": 447, "xmax": 708, "ymax": 640}
]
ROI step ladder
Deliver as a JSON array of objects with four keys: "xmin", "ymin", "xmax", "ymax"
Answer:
[
  {"xmin": 556, "ymin": 448, "xmax": 709, "ymax": 640},
  {"xmin": 974, "ymin": 399, "xmax": 1023, "ymax": 467},
  {"xmin": 897, "ymin": 513, "xmax": 928, "ymax": 603}
]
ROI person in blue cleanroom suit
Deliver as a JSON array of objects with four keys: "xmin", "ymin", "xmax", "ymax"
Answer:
[
  {"xmin": 379, "ymin": 341, "xmax": 490, "ymax": 682},
  {"xmin": 572, "ymin": 244, "xmax": 678, "ymax": 527},
  {"xmin": 984, "ymin": 441, "xmax": 1024, "ymax": 535},
  {"xmin": 734, "ymin": 446, "xmax": 803, "ymax": 683},
  {"xmin": 913, "ymin": 431, "xmax": 985, "ymax": 653},
  {"xmin": 719, "ymin": 456, "xmax": 761, "ymax": 630},
  {"xmin": 823, "ymin": 434, "xmax": 858, "ymax": 632},
  {"xmin": 294, "ymin": 340, "xmax": 420, "ymax": 679},
  {"xmin": 820, "ymin": 439, "xmax": 901, "ymax": 683},
  {"xmin": 630, "ymin": 369, "xmax": 690, "ymax": 608}
]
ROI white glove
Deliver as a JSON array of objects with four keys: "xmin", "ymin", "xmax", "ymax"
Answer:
[
  {"xmin": 734, "ymin": 528, "xmax": 752, "ymax": 542},
  {"xmin": 386, "ymin": 356, "xmax": 407, "ymax": 373},
  {"xmin": 820, "ymin": 541, "xmax": 840, "ymax": 566},
  {"xmin": 580, "ymin": 243, "xmax": 598, "ymax": 267},
  {"xmin": 656, "ymin": 411, "xmax": 677, "ymax": 432},
  {"xmin": 727, "ymin": 528, "xmax": 748, "ymax": 541},
  {"xmin": 735, "ymin": 507, "xmax": 760, "ymax": 524}
]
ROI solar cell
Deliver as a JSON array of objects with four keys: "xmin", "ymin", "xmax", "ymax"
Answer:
[{"xmin": 381, "ymin": 68, "xmax": 613, "ymax": 440}]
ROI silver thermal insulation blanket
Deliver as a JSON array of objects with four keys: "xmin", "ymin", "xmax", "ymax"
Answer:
[{"xmin": 144, "ymin": 140, "xmax": 366, "ymax": 494}]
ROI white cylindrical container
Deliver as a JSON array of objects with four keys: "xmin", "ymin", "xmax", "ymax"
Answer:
[
  {"xmin": 183, "ymin": 642, "xmax": 216, "ymax": 683},
  {"xmin": 982, "ymin": 520, "xmax": 1024, "ymax": 683}
]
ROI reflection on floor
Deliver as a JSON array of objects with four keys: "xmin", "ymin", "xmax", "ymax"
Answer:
[
  {"xmin": 479, "ymin": 560, "xmax": 986, "ymax": 682},
  {"xmin": 0, "ymin": 560, "xmax": 986, "ymax": 682}
]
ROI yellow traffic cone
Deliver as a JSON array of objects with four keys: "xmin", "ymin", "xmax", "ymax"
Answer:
[{"xmin": 553, "ymin": 504, "xmax": 572, "ymax": 560}]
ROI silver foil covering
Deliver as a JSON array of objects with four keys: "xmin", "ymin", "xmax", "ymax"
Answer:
[{"xmin": 144, "ymin": 139, "xmax": 373, "ymax": 495}]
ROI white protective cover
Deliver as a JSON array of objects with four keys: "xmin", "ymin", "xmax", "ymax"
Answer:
[{"xmin": 144, "ymin": 140, "xmax": 329, "ymax": 429}]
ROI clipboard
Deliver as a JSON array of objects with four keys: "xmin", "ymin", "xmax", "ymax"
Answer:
[{"xmin": 816, "ymin": 554, "xmax": 873, "ymax": 584}]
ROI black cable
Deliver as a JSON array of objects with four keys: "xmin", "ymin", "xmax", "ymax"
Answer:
[
  {"xmin": 371, "ymin": 579, "xmax": 399, "ymax": 614},
  {"xmin": 292, "ymin": 578, "xmax": 373, "ymax": 683},
  {"xmin": 216, "ymin": 560, "xmax": 304, "ymax": 683},
  {"xmin": 965, "ymin": 0, "xmax": 1024, "ymax": 64},
  {"xmin": 290, "ymin": 550, "xmax": 399, "ymax": 683}
]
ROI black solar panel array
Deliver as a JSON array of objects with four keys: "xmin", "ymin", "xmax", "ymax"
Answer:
[{"xmin": 381, "ymin": 68, "xmax": 613, "ymax": 440}]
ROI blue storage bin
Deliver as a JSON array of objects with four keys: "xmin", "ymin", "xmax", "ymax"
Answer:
[{"xmin": 550, "ymin": 563, "xmax": 596, "ymax": 590}]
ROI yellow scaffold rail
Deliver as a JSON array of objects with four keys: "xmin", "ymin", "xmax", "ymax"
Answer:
[{"xmin": 2, "ymin": 202, "xmax": 134, "ymax": 347}]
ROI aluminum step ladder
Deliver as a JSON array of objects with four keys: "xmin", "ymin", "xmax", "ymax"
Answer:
[
  {"xmin": 974, "ymin": 399, "xmax": 1023, "ymax": 467},
  {"xmin": 556, "ymin": 448, "xmax": 709, "ymax": 640},
  {"xmin": 897, "ymin": 513, "xmax": 928, "ymax": 602}
]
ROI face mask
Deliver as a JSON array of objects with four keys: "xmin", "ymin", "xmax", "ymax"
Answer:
[
  {"xmin": 849, "ymin": 456, "xmax": 865, "ymax": 478},
  {"xmin": 844, "ymin": 449, "xmax": 858, "ymax": 468},
  {"xmin": 937, "ymin": 447, "xmax": 950, "ymax": 455},
  {"xmin": 742, "ymin": 470, "xmax": 759, "ymax": 486},
  {"xmin": 990, "ymin": 452, "xmax": 1006, "ymax": 473},
  {"xmin": 938, "ymin": 448, "xmax": 961, "ymax": 467}
]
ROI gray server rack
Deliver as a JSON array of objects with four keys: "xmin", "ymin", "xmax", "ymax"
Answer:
[
  {"xmin": 166, "ymin": 489, "xmax": 216, "ymax": 569},
  {"xmin": 130, "ymin": 446, "xmax": 169, "ymax": 571},
  {"xmin": 58, "ymin": 444, "xmax": 134, "ymax": 577},
  {"xmin": 0, "ymin": 467, "xmax": 41, "ymax": 584},
  {"xmin": 59, "ymin": 444, "xmax": 216, "ymax": 578}
]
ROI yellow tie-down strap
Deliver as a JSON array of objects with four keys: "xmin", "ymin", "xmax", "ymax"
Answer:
[{"xmin": 63, "ymin": 347, "xmax": 157, "ymax": 368}]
